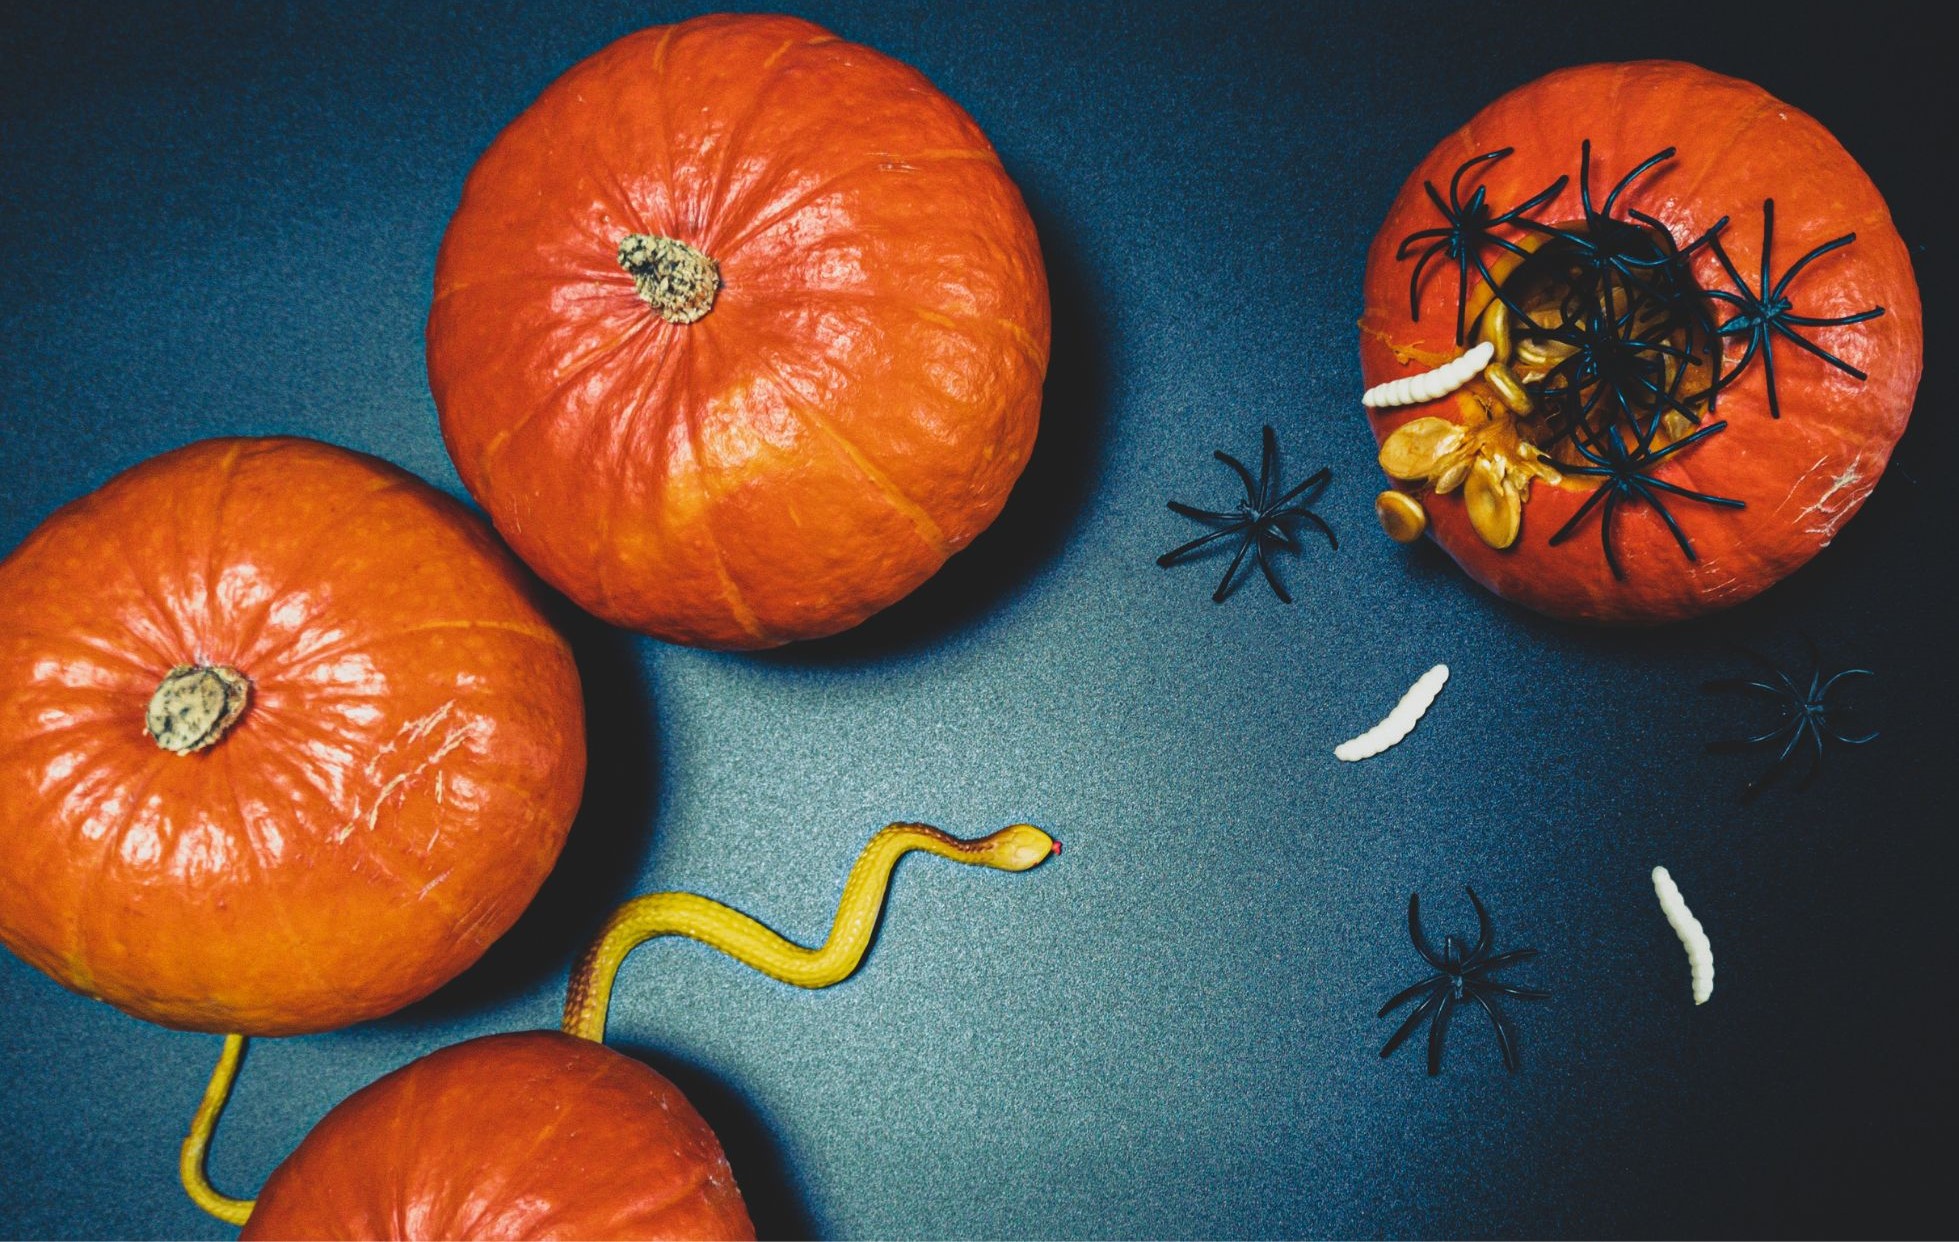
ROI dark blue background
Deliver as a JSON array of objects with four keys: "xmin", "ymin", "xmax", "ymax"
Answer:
[{"xmin": 2, "ymin": 2, "xmax": 1951, "ymax": 1238}]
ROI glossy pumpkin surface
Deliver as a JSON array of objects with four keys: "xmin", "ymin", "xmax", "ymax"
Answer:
[
  {"xmin": 428, "ymin": 13, "xmax": 1050, "ymax": 649},
  {"xmin": 241, "ymin": 1031, "xmax": 755, "ymax": 1241},
  {"xmin": 1359, "ymin": 61, "xmax": 1922, "ymax": 623},
  {"xmin": 0, "ymin": 438, "xmax": 585, "ymax": 1036}
]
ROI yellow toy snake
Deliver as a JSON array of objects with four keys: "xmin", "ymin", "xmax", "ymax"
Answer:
[{"xmin": 180, "ymin": 821, "xmax": 1059, "ymax": 1224}]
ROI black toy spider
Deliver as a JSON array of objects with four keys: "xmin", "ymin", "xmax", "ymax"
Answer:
[
  {"xmin": 1536, "ymin": 141, "xmax": 1728, "ymax": 298},
  {"xmin": 1704, "ymin": 198, "xmax": 1887, "ymax": 419},
  {"xmin": 1546, "ymin": 420, "xmax": 1744, "ymax": 579},
  {"xmin": 1157, "ymin": 424, "xmax": 1334, "ymax": 603},
  {"xmin": 1527, "ymin": 266, "xmax": 1708, "ymax": 450},
  {"xmin": 1378, "ymin": 888, "xmax": 1548, "ymax": 1076},
  {"xmin": 1706, "ymin": 638, "xmax": 1877, "ymax": 799},
  {"xmin": 1397, "ymin": 148, "xmax": 1568, "ymax": 345}
]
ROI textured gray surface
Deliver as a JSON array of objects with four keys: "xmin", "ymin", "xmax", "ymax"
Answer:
[{"xmin": 1, "ymin": 2, "xmax": 1952, "ymax": 1238}]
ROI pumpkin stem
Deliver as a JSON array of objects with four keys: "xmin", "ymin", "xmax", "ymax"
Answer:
[
  {"xmin": 179, "ymin": 1034, "xmax": 257, "ymax": 1226},
  {"xmin": 146, "ymin": 664, "xmax": 250, "ymax": 754},
  {"xmin": 618, "ymin": 234, "xmax": 721, "ymax": 324}
]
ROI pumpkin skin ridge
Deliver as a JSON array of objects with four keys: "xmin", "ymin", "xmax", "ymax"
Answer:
[
  {"xmin": 1360, "ymin": 60, "xmax": 1921, "ymax": 624},
  {"xmin": 0, "ymin": 437, "xmax": 587, "ymax": 1035},
  {"xmin": 429, "ymin": 14, "xmax": 1049, "ymax": 649}
]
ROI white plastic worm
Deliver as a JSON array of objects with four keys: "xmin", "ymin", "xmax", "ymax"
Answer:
[
  {"xmin": 1334, "ymin": 664, "xmax": 1449, "ymax": 762},
  {"xmin": 1652, "ymin": 866, "xmax": 1714, "ymax": 1005},
  {"xmin": 1361, "ymin": 341, "xmax": 1495, "ymax": 409}
]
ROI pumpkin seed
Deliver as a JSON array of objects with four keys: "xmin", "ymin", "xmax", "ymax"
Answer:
[
  {"xmin": 1378, "ymin": 417, "xmax": 1463, "ymax": 482},
  {"xmin": 1465, "ymin": 456, "xmax": 1522, "ymax": 549},
  {"xmin": 1483, "ymin": 361, "xmax": 1533, "ymax": 414},
  {"xmin": 1374, "ymin": 490, "xmax": 1429, "ymax": 543},
  {"xmin": 1432, "ymin": 453, "xmax": 1473, "ymax": 495}
]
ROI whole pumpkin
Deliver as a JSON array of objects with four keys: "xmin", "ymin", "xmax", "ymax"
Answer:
[
  {"xmin": 0, "ymin": 438, "xmax": 585, "ymax": 1036},
  {"xmin": 1358, "ymin": 61, "xmax": 1922, "ymax": 623},
  {"xmin": 240, "ymin": 1031, "xmax": 754, "ymax": 1241},
  {"xmin": 429, "ymin": 13, "xmax": 1051, "ymax": 649}
]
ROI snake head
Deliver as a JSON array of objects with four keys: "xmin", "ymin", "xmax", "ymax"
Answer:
[{"xmin": 984, "ymin": 823, "xmax": 1061, "ymax": 872}]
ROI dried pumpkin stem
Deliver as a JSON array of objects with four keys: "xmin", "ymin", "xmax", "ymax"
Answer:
[
  {"xmin": 146, "ymin": 665, "xmax": 249, "ymax": 755},
  {"xmin": 180, "ymin": 1034, "xmax": 257, "ymax": 1227},
  {"xmin": 617, "ymin": 234, "xmax": 721, "ymax": 324}
]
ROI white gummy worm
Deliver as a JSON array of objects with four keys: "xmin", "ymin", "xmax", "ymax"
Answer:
[
  {"xmin": 1334, "ymin": 664, "xmax": 1449, "ymax": 762},
  {"xmin": 1361, "ymin": 341, "xmax": 1495, "ymax": 409},
  {"xmin": 1652, "ymin": 866, "xmax": 1714, "ymax": 1005}
]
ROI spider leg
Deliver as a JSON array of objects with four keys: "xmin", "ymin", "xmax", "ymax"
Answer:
[
  {"xmin": 1758, "ymin": 199, "xmax": 1775, "ymax": 293},
  {"xmin": 1379, "ymin": 985, "xmax": 1446, "ymax": 1059},
  {"xmin": 1466, "ymin": 988, "xmax": 1522, "ymax": 1072},
  {"xmin": 1257, "ymin": 425, "xmax": 1278, "ymax": 508},
  {"xmin": 1252, "ymin": 540, "xmax": 1292, "ymax": 605},
  {"xmin": 1762, "ymin": 323, "xmax": 1782, "ymax": 419},
  {"xmin": 1828, "ymin": 723, "xmax": 1880, "ymax": 745},
  {"xmin": 1377, "ymin": 973, "xmax": 1444, "ymax": 1018},
  {"xmin": 1455, "ymin": 251, "xmax": 1472, "ymax": 344},
  {"xmin": 1396, "ymin": 225, "xmax": 1456, "ymax": 257},
  {"xmin": 1707, "ymin": 227, "xmax": 1755, "ymax": 298},
  {"xmin": 1628, "ymin": 482, "xmax": 1698, "ymax": 563},
  {"xmin": 1702, "ymin": 678, "xmax": 1788, "ymax": 695},
  {"xmin": 1546, "ymin": 479, "xmax": 1613, "ymax": 547},
  {"xmin": 1268, "ymin": 466, "xmax": 1331, "ymax": 511},
  {"xmin": 1770, "ymin": 232, "xmax": 1855, "ymax": 299},
  {"xmin": 1472, "ymin": 946, "xmax": 1539, "ymax": 972},
  {"xmin": 1165, "ymin": 501, "xmax": 1234, "ymax": 522},
  {"xmin": 1424, "ymin": 178, "xmax": 1457, "ymax": 221},
  {"xmin": 1448, "ymin": 149, "xmax": 1511, "ymax": 212},
  {"xmin": 1744, "ymin": 719, "xmax": 1810, "ymax": 799},
  {"xmin": 1291, "ymin": 508, "xmax": 1338, "ymax": 550},
  {"xmin": 1602, "ymin": 147, "xmax": 1675, "ymax": 220},
  {"xmin": 1214, "ymin": 450, "xmax": 1260, "ymax": 502},
  {"xmin": 1465, "ymin": 886, "xmax": 1494, "ymax": 961},
  {"xmin": 1709, "ymin": 717, "xmax": 1801, "ymax": 750},
  {"xmin": 1427, "ymin": 992, "xmax": 1457, "ymax": 1077},
  {"xmin": 1640, "ymin": 475, "xmax": 1746, "ymax": 510},
  {"xmin": 1599, "ymin": 489, "xmax": 1624, "ymax": 580},
  {"xmin": 1406, "ymin": 238, "xmax": 1451, "ymax": 321},
  {"xmin": 1211, "ymin": 533, "xmax": 1255, "ymax": 604},
  {"xmin": 1769, "ymin": 320, "xmax": 1871, "ymax": 382},
  {"xmin": 1798, "ymin": 721, "xmax": 1826, "ymax": 789},
  {"xmin": 1157, "ymin": 522, "xmax": 1251, "ymax": 566},
  {"xmin": 1783, "ymin": 309, "xmax": 1885, "ymax": 332},
  {"xmin": 1408, "ymin": 893, "xmax": 1445, "ymax": 970},
  {"xmin": 1475, "ymin": 978, "xmax": 1551, "ymax": 1001}
]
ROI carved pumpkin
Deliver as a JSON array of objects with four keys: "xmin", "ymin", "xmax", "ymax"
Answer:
[
  {"xmin": 240, "ymin": 1032, "xmax": 754, "ymax": 1240},
  {"xmin": 0, "ymin": 438, "xmax": 585, "ymax": 1036},
  {"xmin": 1358, "ymin": 61, "xmax": 1922, "ymax": 623},
  {"xmin": 429, "ymin": 13, "xmax": 1050, "ymax": 649}
]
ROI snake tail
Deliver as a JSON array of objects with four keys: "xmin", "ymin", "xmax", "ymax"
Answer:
[
  {"xmin": 180, "ymin": 1033, "xmax": 257, "ymax": 1226},
  {"xmin": 562, "ymin": 822, "xmax": 1059, "ymax": 1043}
]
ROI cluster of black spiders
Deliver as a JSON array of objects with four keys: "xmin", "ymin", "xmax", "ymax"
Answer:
[{"xmin": 1395, "ymin": 143, "xmax": 1885, "ymax": 579}]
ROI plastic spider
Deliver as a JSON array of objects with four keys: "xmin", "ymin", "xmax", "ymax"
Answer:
[
  {"xmin": 1547, "ymin": 420, "xmax": 1744, "ymax": 579},
  {"xmin": 1706, "ymin": 638, "xmax": 1877, "ymax": 799},
  {"xmin": 1157, "ymin": 424, "xmax": 1334, "ymax": 603},
  {"xmin": 1397, "ymin": 148, "xmax": 1568, "ymax": 345},
  {"xmin": 1704, "ymin": 198, "xmax": 1887, "ymax": 419},
  {"xmin": 1535, "ymin": 141, "xmax": 1727, "ymax": 300},
  {"xmin": 1527, "ymin": 267, "xmax": 1708, "ymax": 450},
  {"xmin": 1378, "ymin": 888, "xmax": 1548, "ymax": 1076}
]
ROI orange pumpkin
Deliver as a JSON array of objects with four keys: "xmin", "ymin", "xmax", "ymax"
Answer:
[
  {"xmin": 1358, "ymin": 61, "xmax": 1922, "ymax": 623},
  {"xmin": 240, "ymin": 1032, "xmax": 755, "ymax": 1241},
  {"xmin": 428, "ymin": 13, "xmax": 1051, "ymax": 649},
  {"xmin": 0, "ymin": 438, "xmax": 585, "ymax": 1036}
]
